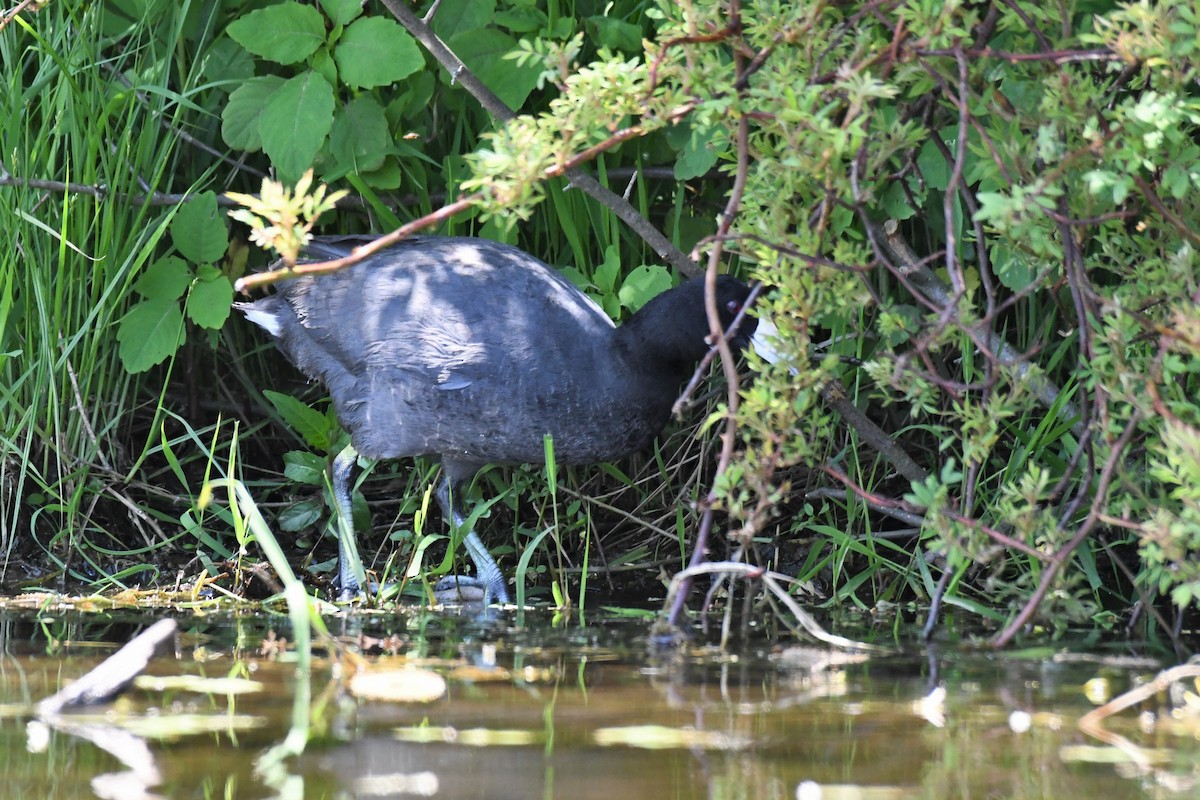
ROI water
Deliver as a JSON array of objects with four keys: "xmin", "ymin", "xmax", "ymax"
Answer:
[{"xmin": 0, "ymin": 606, "xmax": 1193, "ymax": 799}]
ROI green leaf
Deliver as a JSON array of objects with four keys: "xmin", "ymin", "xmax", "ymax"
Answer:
[
  {"xmin": 880, "ymin": 178, "xmax": 918, "ymax": 221},
  {"xmin": 283, "ymin": 450, "xmax": 327, "ymax": 486},
  {"xmin": 990, "ymin": 243, "xmax": 1035, "ymax": 292},
  {"xmin": 134, "ymin": 255, "xmax": 192, "ymax": 301},
  {"xmin": 201, "ymin": 37, "xmax": 255, "ymax": 88},
  {"xmin": 449, "ymin": 28, "xmax": 541, "ymax": 110},
  {"xmin": 260, "ymin": 71, "xmax": 336, "ymax": 182},
  {"xmin": 593, "ymin": 244, "xmax": 621, "ymax": 294},
  {"xmin": 973, "ymin": 191, "xmax": 1013, "ymax": 223},
  {"xmin": 171, "ymin": 192, "xmax": 228, "ymax": 264},
  {"xmin": 329, "ymin": 96, "xmax": 391, "ymax": 173},
  {"xmin": 333, "ymin": 17, "xmax": 423, "ymax": 89},
  {"xmin": 278, "ymin": 498, "xmax": 324, "ymax": 531},
  {"xmin": 494, "ymin": 6, "xmax": 546, "ymax": 33},
  {"xmin": 431, "ymin": 0, "xmax": 495, "ymax": 40},
  {"xmin": 917, "ymin": 137, "xmax": 950, "ymax": 191},
  {"xmin": 263, "ymin": 390, "xmax": 334, "ymax": 451},
  {"xmin": 227, "ymin": 2, "xmax": 325, "ymax": 65},
  {"xmin": 674, "ymin": 123, "xmax": 721, "ymax": 181},
  {"xmin": 618, "ymin": 265, "xmax": 673, "ymax": 313},
  {"xmin": 311, "ymin": 45, "xmax": 338, "ymax": 87},
  {"xmin": 319, "ymin": 0, "xmax": 362, "ymax": 26},
  {"xmin": 117, "ymin": 298, "xmax": 186, "ymax": 373},
  {"xmin": 186, "ymin": 267, "xmax": 234, "ymax": 330},
  {"xmin": 222, "ymin": 76, "xmax": 284, "ymax": 151},
  {"xmin": 558, "ymin": 265, "xmax": 589, "ymax": 292},
  {"xmin": 584, "ymin": 16, "xmax": 642, "ymax": 52},
  {"xmin": 360, "ymin": 160, "xmax": 404, "ymax": 190}
]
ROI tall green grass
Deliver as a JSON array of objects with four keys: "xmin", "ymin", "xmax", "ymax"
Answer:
[{"xmin": 0, "ymin": 2, "xmax": 198, "ymax": 583}]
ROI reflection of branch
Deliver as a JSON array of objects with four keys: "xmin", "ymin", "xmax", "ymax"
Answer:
[
  {"xmin": 1077, "ymin": 663, "xmax": 1200, "ymax": 775},
  {"xmin": 37, "ymin": 618, "xmax": 177, "ymax": 715},
  {"xmin": 660, "ymin": 561, "xmax": 890, "ymax": 652},
  {"xmin": 32, "ymin": 619, "xmax": 177, "ymax": 800},
  {"xmin": 30, "ymin": 718, "xmax": 164, "ymax": 800}
]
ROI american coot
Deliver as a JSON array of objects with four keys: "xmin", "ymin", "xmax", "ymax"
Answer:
[{"xmin": 239, "ymin": 235, "xmax": 762, "ymax": 603}]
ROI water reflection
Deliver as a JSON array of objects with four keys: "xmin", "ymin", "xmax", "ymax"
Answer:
[{"xmin": 0, "ymin": 607, "xmax": 1192, "ymax": 799}]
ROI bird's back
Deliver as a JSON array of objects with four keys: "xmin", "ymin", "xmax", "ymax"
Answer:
[{"xmin": 241, "ymin": 236, "xmax": 663, "ymax": 467}]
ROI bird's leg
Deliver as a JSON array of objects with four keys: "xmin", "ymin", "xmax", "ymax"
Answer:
[
  {"xmin": 433, "ymin": 476, "xmax": 510, "ymax": 605},
  {"xmin": 332, "ymin": 444, "xmax": 367, "ymax": 601}
]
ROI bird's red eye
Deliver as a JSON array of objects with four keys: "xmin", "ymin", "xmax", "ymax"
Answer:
[{"xmin": 726, "ymin": 299, "xmax": 741, "ymax": 315}]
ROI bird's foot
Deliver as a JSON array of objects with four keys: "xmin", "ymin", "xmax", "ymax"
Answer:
[
  {"xmin": 432, "ymin": 574, "xmax": 509, "ymax": 605},
  {"xmin": 332, "ymin": 575, "xmax": 380, "ymax": 604}
]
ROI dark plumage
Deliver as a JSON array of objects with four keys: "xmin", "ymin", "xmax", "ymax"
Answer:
[{"xmin": 239, "ymin": 235, "xmax": 759, "ymax": 603}]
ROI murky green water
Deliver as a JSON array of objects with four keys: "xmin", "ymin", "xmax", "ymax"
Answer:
[{"xmin": 0, "ymin": 605, "xmax": 1194, "ymax": 799}]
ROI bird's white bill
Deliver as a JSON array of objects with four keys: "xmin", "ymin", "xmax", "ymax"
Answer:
[{"xmin": 750, "ymin": 316, "xmax": 786, "ymax": 366}]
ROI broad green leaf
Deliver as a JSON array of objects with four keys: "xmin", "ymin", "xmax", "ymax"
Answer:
[
  {"xmin": 333, "ymin": 17, "xmax": 423, "ymax": 89},
  {"xmin": 227, "ymin": 2, "xmax": 325, "ymax": 65},
  {"xmin": 222, "ymin": 76, "xmax": 284, "ymax": 151},
  {"xmin": 493, "ymin": 6, "xmax": 545, "ymax": 33},
  {"xmin": 880, "ymin": 178, "xmax": 918, "ymax": 221},
  {"xmin": 134, "ymin": 255, "xmax": 192, "ymax": 301},
  {"xmin": 917, "ymin": 136, "xmax": 950, "ymax": 191},
  {"xmin": 283, "ymin": 450, "xmax": 327, "ymax": 485},
  {"xmin": 186, "ymin": 267, "xmax": 234, "ymax": 329},
  {"xmin": 990, "ymin": 243, "xmax": 1035, "ymax": 292},
  {"xmin": 558, "ymin": 265, "xmax": 589, "ymax": 292},
  {"xmin": 201, "ymin": 37, "xmax": 255, "ymax": 87},
  {"xmin": 311, "ymin": 45, "xmax": 338, "ymax": 87},
  {"xmin": 117, "ymin": 298, "xmax": 186, "ymax": 373},
  {"xmin": 329, "ymin": 96, "xmax": 391, "ymax": 173},
  {"xmin": 584, "ymin": 15, "xmax": 642, "ymax": 52},
  {"xmin": 360, "ymin": 160, "xmax": 404, "ymax": 190},
  {"xmin": 278, "ymin": 498, "xmax": 324, "ymax": 531},
  {"xmin": 674, "ymin": 123, "xmax": 721, "ymax": 181},
  {"xmin": 319, "ymin": 0, "xmax": 362, "ymax": 26},
  {"xmin": 172, "ymin": 192, "xmax": 228, "ymax": 264},
  {"xmin": 618, "ymin": 265, "xmax": 673, "ymax": 313},
  {"xmin": 260, "ymin": 71, "xmax": 335, "ymax": 181},
  {"xmin": 449, "ymin": 29, "xmax": 540, "ymax": 110},
  {"xmin": 431, "ymin": 0, "xmax": 495, "ymax": 40},
  {"xmin": 264, "ymin": 390, "xmax": 334, "ymax": 451},
  {"xmin": 593, "ymin": 244, "xmax": 621, "ymax": 294}
]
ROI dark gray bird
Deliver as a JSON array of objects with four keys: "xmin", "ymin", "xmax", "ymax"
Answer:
[{"xmin": 238, "ymin": 235, "xmax": 762, "ymax": 603}]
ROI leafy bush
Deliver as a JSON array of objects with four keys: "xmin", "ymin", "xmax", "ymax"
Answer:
[{"xmin": 4, "ymin": 0, "xmax": 1198, "ymax": 644}]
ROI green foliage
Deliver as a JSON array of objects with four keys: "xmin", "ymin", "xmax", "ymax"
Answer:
[
  {"xmin": 117, "ymin": 192, "xmax": 234, "ymax": 373},
  {"xmin": 2, "ymin": 0, "xmax": 202, "ymax": 583},
  {"xmin": 262, "ymin": 389, "xmax": 339, "ymax": 453},
  {"xmin": 7, "ymin": 0, "xmax": 1200, "ymax": 638},
  {"xmin": 223, "ymin": 2, "xmax": 422, "ymax": 184}
]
